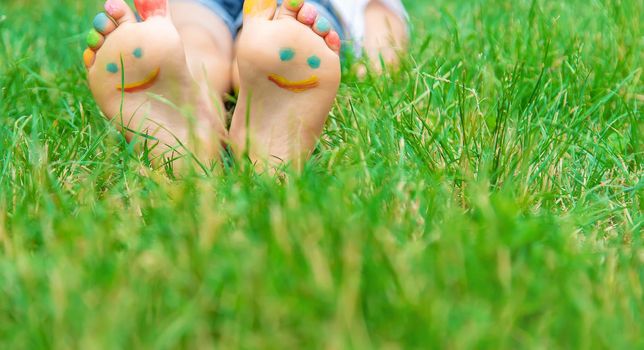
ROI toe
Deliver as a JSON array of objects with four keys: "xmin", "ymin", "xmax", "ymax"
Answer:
[
  {"xmin": 104, "ymin": 0, "xmax": 137, "ymax": 25},
  {"xmin": 296, "ymin": 3, "xmax": 317, "ymax": 26},
  {"xmin": 312, "ymin": 16, "xmax": 331, "ymax": 36},
  {"xmin": 83, "ymin": 48, "xmax": 96, "ymax": 69},
  {"xmin": 134, "ymin": 0, "xmax": 169, "ymax": 20},
  {"xmin": 324, "ymin": 30, "xmax": 341, "ymax": 54},
  {"xmin": 93, "ymin": 12, "xmax": 117, "ymax": 35},
  {"xmin": 86, "ymin": 29, "xmax": 105, "ymax": 50},
  {"xmin": 243, "ymin": 0, "xmax": 277, "ymax": 21},
  {"xmin": 277, "ymin": 0, "xmax": 303, "ymax": 19}
]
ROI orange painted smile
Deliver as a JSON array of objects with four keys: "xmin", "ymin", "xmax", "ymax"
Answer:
[
  {"xmin": 116, "ymin": 68, "xmax": 161, "ymax": 93},
  {"xmin": 268, "ymin": 74, "xmax": 319, "ymax": 92}
]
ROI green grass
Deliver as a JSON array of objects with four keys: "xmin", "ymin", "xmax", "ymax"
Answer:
[{"xmin": 0, "ymin": 0, "xmax": 642, "ymax": 348}]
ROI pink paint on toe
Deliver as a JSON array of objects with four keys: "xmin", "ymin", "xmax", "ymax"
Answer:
[
  {"xmin": 298, "ymin": 4, "xmax": 318, "ymax": 25},
  {"xmin": 104, "ymin": 0, "xmax": 123, "ymax": 17},
  {"xmin": 134, "ymin": 0, "xmax": 167, "ymax": 20}
]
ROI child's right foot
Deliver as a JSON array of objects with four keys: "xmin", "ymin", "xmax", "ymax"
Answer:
[
  {"xmin": 229, "ymin": 0, "xmax": 341, "ymax": 168},
  {"xmin": 84, "ymin": 0, "xmax": 226, "ymax": 168}
]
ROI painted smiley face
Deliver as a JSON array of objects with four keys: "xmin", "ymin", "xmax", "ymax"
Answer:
[
  {"xmin": 106, "ymin": 47, "xmax": 160, "ymax": 93},
  {"xmin": 267, "ymin": 47, "xmax": 321, "ymax": 93}
]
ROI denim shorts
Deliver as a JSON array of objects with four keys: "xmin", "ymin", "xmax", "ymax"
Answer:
[{"xmin": 173, "ymin": 0, "xmax": 347, "ymax": 40}]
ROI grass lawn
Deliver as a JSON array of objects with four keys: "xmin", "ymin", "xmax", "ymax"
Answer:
[{"xmin": 0, "ymin": 0, "xmax": 642, "ymax": 348}]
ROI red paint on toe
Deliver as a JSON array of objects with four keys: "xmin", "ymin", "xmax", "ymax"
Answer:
[
  {"xmin": 325, "ymin": 30, "xmax": 341, "ymax": 53},
  {"xmin": 134, "ymin": 0, "xmax": 167, "ymax": 20}
]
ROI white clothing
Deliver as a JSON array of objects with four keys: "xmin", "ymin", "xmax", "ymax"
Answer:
[{"xmin": 329, "ymin": 0, "xmax": 409, "ymax": 53}]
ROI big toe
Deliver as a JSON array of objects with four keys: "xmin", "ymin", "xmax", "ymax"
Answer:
[
  {"xmin": 104, "ymin": 0, "xmax": 137, "ymax": 24},
  {"xmin": 243, "ymin": 0, "xmax": 277, "ymax": 21}
]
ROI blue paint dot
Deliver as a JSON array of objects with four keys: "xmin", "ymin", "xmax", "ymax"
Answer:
[
  {"xmin": 307, "ymin": 55, "xmax": 321, "ymax": 69},
  {"xmin": 279, "ymin": 48, "xmax": 295, "ymax": 61},
  {"xmin": 106, "ymin": 63, "xmax": 118, "ymax": 73},
  {"xmin": 133, "ymin": 47, "xmax": 143, "ymax": 59}
]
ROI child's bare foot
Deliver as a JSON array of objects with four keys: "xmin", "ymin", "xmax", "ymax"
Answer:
[
  {"xmin": 83, "ymin": 0, "xmax": 226, "ymax": 168},
  {"xmin": 229, "ymin": 0, "xmax": 341, "ymax": 168}
]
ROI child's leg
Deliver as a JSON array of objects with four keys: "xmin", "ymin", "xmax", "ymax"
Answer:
[
  {"xmin": 363, "ymin": 0, "xmax": 408, "ymax": 70},
  {"xmin": 229, "ymin": 0, "xmax": 341, "ymax": 169},
  {"xmin": 84, "ymin": 0, "xmax": 230, "ymax": 168},
  {"xmin": 170, "ymin": 1, "xmax": 235, "ymax": 96}
]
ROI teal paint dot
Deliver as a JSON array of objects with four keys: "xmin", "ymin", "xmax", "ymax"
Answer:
[
  {"xmin": 315, "ymin": 17, "xmax": 330, "ymax": 33},
  {"xmin": 106, "ymin": 63, "xmax": 118, "ymax": 73},
  {"xmin": 279, "ymin": 48, "xmax": 295, "ymax": 61},
  {"xmin": 133, "ymin": 47, "xmax": 143, "ymax": 58},
  {"xmin": 307, "ymin": 55, "xmax": 321, "ymax": 69}
]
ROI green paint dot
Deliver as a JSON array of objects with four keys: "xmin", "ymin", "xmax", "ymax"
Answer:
[
  {"xmin": 288, "ymin": 0, "xmax": 302, "ymax": 7},
  {"xmin": 86, "ymin": 29, "xmax": 101, "ymax": 47},
  {"xmin": 279, "ymin": 48, "xmax": 295, "ymax": 62},
  {"xmin": 307, "ymin": 55, "xmax": 321, "ymax": 69},
  {"xmin": 133, "ymin": 47, "xmax": 143, "ymax": 58},
  {"xmin": 106, "ymin": 63, "xmax": 118, "ymax": 74}
]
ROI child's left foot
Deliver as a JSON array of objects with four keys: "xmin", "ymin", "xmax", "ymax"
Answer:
[
  {"xmin": 229, "ymin": 0, "xmax": 341, "ymax": 168},
  {"xmin": 84, "ymin": 0, "xmax": 226, "ymax": 168}
]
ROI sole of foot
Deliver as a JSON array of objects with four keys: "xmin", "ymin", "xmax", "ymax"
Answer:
[
  {"xmin": 84, "ymin": 0, "xmax": 226, "ymax": 170},
  {"xmin": 229, "ymin": 0, "xmax": 341, "ymax": 170}
]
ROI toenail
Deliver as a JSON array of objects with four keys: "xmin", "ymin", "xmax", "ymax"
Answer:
[
  {"xmin": 299, "ymin": 4, "xmax": 317, "ymax": 25},
  {"xmin": 315, "ymin": 17, "xmax": 331, "ymax": 33},
  {"xmin": 279, "ymin": 48, "xmax": 295, "ymax": 61},
  {"xmin": 83, "ymin": 49, "xmax": 96, "ymax": 68},
  {"xmin": 287, "ymin": 0, "xmax": 303, "ymax": 9},
  {"xmin": 133, "ymin": 47, "xmax": 143, "ymax": 58},
  {"xmin": 93, "ymin": 13, "xmax": 111, "ymax": 32},
  {"xmin": 106, "ymin": 63, "xmax": 119, "ymax": 73},
  {"xmin": 134, "ymin": 0, "xmax": 168, "ymax": 20},
  {"xmin": 243, "ymin": 0, "xmax": 277, "ymax": 16},
  {"xmin": 86, "ymin": 29, "xmax": 102, "ymax": 48},
  {"xmin": 325, "ymin": 30, "xmax": 342, "ymax": 53},
  {"xmin": 104, "ymin": 0, "xmax": 121, "ymax": 16},
  {"xmin": 307, "ymin": 55, "xmax": 321, "ymax": 69}
]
